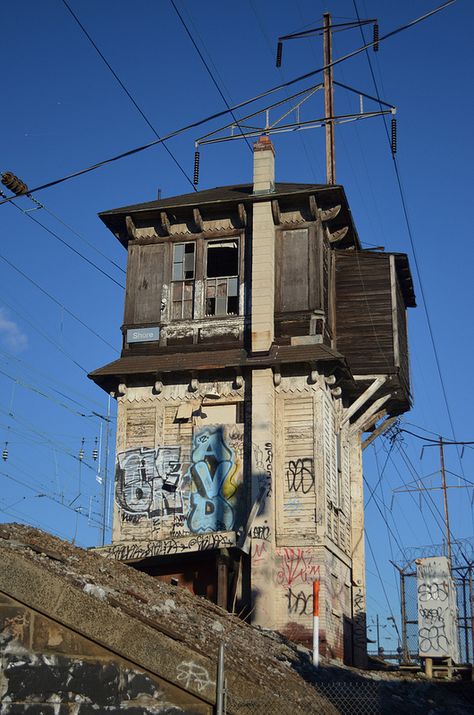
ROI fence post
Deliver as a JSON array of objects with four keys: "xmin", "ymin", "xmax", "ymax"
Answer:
[
  {"xmin": 216, "ymin": 641, "xmax": 225, "ymax": 715},
  {"xmin": 313, "ymin": 579, "xmax": 320, "ymax": 667}
]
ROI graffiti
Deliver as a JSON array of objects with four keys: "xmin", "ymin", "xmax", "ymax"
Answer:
[
  {"xmin": 104, "ymin": 532, "xmax": 236, "ymax": 561},
  {"xmin": 187, "ymin": 427, "xmax": 239, "ymax": 533},
  {"xmin": 251, "ymin": 523, "xmax": 270, "ymax": 541},
  {"xmin": 176, "ymin": 661, "xmax": 214, "ymax": 692},
  {"xmin": 419, "ymin": 626, "xmax": 449, "ymax": 654},
  {"xmin": 254, "ymin": 442, "xmax": 273, "ymax": 498},
  {"xmin": 115, "ymin": 425, "xmax": 243, "ymax": 536},
  {"xmin": 283, "ymin": 497, "xmax": 301, "ymax": 513},
  {"xmin": 276, "ymin": 548, "xmax": 320, "ymax": 587},
  {"xmin": 418, "ymin": 582, "xmax": 448, "ymax": 602},
  {"xmin": 416, "ymin": 556, "xmax": 459, "ymax": 660},
  {"xmin": 252, "ymin": 541, "xmax": 268, "ymax": 562},
  {"xmin": 116, "ymin": 446, "xmax": 184, "ymax": 518},
  {"xmin": 286, "ymin": 458, "xmax": 314, "ymax": 494},
  {"xmin": 285, "ymin": 588, "xmax": 313, "ymax": 616}
]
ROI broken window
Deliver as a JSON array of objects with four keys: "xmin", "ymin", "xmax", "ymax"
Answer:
[
  {"xmin": 171, "ymin": 242, "xmax": 195, "ymax": 319},
  {"xmin": 205, "ymin": 240, "xmax": 239, "ymax": 316}
]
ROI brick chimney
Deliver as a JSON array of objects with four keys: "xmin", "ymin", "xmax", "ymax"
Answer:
[
  {"xmin": 253, "ymin": 135, "xmax": 275, "ymax": 194},
  {"xmin": 251, "ymin": 136, "xmax": 275, "ymax": 352}
]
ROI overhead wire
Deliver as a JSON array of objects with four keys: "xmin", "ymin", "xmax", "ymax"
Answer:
[
  {"xmin": 0, "ymin": 1, "xmax": 455, "ymax": 206},
  {"xmin": 4, "ymin": 195, "xmax": 124, "ymax": 289},
  {"xmin": 0, "ymin": 250, "xmax": 118, "ymax": 352},
  {"xmin": 351, "ymin": 0, "xmax": 463, "ymax": 461},
  {"xmin": 60, "ymin": 0, "xmax": 196, "ymax": 191},
  {"xmin": 169, "ymin": 0, "xmax": 253, "ymax": 154}
]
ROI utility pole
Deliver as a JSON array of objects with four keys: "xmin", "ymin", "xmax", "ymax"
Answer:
[
  {"xmin": 323, "ymin": 13, "xmax": 336, "ymax": 184},
  {"xmin": 439, "ymin": 436, "xmax": 453, "ymax": 565}
]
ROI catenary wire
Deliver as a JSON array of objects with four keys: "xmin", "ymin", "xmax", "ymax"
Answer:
[
  {"xmin": 0, "ymin": 250, "xmax": 118, "ymax": 352},
  {"xmin": 60, "ymin": 0, "xmax": 196, "ymax": 191},
  {"xmin": 0, "ymin": 1, "xmax": 455, "ymax": 206},
  {"xmin": 169, "ymin": 0, "xmax": 253, "ymax": 154},
  {"xmin": 4, "ymin": 194, "xmax": 124, "ymax": 289},
  {"xmin": 352, "ymin": 0, "xmax": 463, "ymax": 459}
]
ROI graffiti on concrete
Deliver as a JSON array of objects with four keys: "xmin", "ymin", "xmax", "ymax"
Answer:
[
  {"xmin": 417, "ymin": 556, "xmax": 459, "ymax": 661},
  {"xmin": 115, "ymin": 425, "xmax": 243, "ymax": 536},
  {"xmin": 116, "ymin": 446, "xmax": 184, "ymax": 518},
  {"xmin": 176, "ymin": 661, "xmax": 214, "ymax": 692},
  {"xmin": 253, "ymin": 442, "xmax": 273, "ymax": 498},
  {"xmin": 285, "ymin": 587, "xmax": 313, "ymax": 616},
  {"xmin": 276, "ymin": 548, "xmax": 320, "ymax": 588},
  {"xmin": 104, "ymin": 532, "xmax": 236, "ymax": 561},
  {"xmin": 187, "ymin": 427, "xmax": 240, "ymax": 533}
]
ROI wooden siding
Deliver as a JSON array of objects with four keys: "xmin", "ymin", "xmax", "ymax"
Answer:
[
  {"xmin": 277, "ymin": 396, "xmax": 316, "ymax": 538},
  {"xmin": 335, "ymin": 251, "xmax": 395, "ymax": 375},
  {"xmin": 124, "ymin": 243, "xmax": 165, "ymax": 325},
  {"xmin": 396, "ymin": 273, "xmax": 410, "ymax": 397}
]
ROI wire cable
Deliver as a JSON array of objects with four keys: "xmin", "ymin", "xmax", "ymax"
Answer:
[
  {"xmin": 0, "ymin": 1, "xmax": 455, "ymax": 206},
  {"xmin": 0, "ymin": 250, "xmax": 118, "ymax": 352},
  {"xmin": 60, "ymin": 0, "xmax": 196, "ymax": 191},
  {"xmin": 169, "ymin": 0, "xmax": 252, "ymax": 154},
  {"xmin": 5, "ymin": 195, "xmax": 124, "ymax": 289}
]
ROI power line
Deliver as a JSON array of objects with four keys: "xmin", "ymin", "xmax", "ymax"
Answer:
[
  {"xmin": 170, "ymin": 0, "xmax": 252, "ymax": 154},
  {"xmin": 0, "ymin": 294, "xmax": 88, "ymax": 374},
  {"xmin": 0, "ymin": 1, "xmax": 454, "ymax": 206},
  {"xmin": 4, "ymin": 196, "xmax": 124, "ymax": 289},
  {"xmin": 60, "ymin": 0, "xmax": 195, "ymax": 191},
  {"xmin": 0, "ymin": 250, "xmax": 118, "ymax": 352},
  {"xmin": 352, "ymin": 0, "xmax": 461, "ymax": 452}
]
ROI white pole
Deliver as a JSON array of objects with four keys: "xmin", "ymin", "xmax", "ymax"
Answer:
[{"xmin": 313, "ymin": 579, "xmax": 320, "ymax": 667}]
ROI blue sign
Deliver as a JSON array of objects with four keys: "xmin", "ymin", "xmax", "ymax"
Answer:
[{"xmin": 126, "ymin": 327, "xmax": 160, "ymax": 343}]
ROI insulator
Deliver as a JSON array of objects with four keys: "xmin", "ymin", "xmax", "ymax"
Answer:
[
  {"xmin": 276, "ymin": 41, "xmax": 283, "ymax": 67},
  {"xmin": 79, "ymin": 449, "xmax": 84, "ymax": 461},
  {"xmin": 1, "ymin": 171, "xmax": 29, "ymax": 195},
  {"xmin": 391, "ymin": 117, "xmax": 397, "ymax": 155},
  {"xmin": 193, "ymin": 150, "xmax": 200, "ymax": 186},
  {"xmin": 2, "ymin": 443, "xmax": 8, "ymax": 462},
  {"xmin": 373, "ymin": 23, "xmax": 379, "ymax": 52},
  {"xmin": 92, "ymin": 448, "xmax": 98, "ymax": 461}
]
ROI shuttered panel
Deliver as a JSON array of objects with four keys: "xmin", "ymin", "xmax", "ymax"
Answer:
[
  {"xmin": 279, "ymin": 229, "xmax": 310, "ymax": 312},
  {"xmin": 124, "ymin": 243, "xmax": 165, "ymax": 325},
  {"xmin": 323, "ymin": 394, "xmax": 337, "ymax": 506},
  {"xmin": 281, "ymin": 397, "xmax": 316, "ymax": 535}
]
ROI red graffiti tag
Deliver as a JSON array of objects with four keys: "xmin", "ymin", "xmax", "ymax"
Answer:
[{"xmin": 276, "ymin": 548, "xmax": 320, "ymax": 587}]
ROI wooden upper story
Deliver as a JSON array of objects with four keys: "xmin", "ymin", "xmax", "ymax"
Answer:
[{"xmin": 90, "ymin": 179, "xmax": 415, "ymax": 416}]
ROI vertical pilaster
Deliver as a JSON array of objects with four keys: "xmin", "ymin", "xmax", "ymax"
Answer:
[
  {"xmin": 349, "ymin": 430, "xmax": 368, "ymax": 667},
  {"xmin": 250, "ymin": 368, "xmax": 276, "ymax": 626}
]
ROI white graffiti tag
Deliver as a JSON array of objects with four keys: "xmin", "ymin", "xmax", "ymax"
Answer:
[{"xmin": 176, "ymin": 661, "xmax": 214, "ymax": 692}]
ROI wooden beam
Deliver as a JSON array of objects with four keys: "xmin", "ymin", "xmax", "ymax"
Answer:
[
  {"xmin": 361, "ymin": 408, "xmax": 388, "ymax": 433},
  {"xmin": 309, "ymin": 194, "xmax": 319, "ymax": 220},
  {"xmin": 319, "ymin": 204, "xmax": 341, "ymax": 222},
  {"xmin": 350, "ymin": 393, "xmax": 392, "ymax": 435},
  {"xmin": 238, "ymin": 203, "xmax": 247, "ymax": 227},
  {"xmin": 160, "ymin": 211, "xmax": 171, "ymax": 235},
  {"xmin": 362, "ymin": 416, "xmax": 397, "ymax": 450},
  {"xmin": 125, "ymin": 215, "xmax": 137, "ymax": 240},
  {"xmin": 341, "ymin": 376, "xmax": 387, "ymax": 426},
  {"xmin": 271, "ymin": 199, "xmax": 281, "ymax": 225},
  {"xmin": 193, "ymin": 207, "xmax": 204, "ymax": 232}
]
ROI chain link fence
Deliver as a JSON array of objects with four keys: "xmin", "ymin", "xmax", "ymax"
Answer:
[{"xmin": 226, "ymin": 680, "xmax": 381, "ymax": 715}]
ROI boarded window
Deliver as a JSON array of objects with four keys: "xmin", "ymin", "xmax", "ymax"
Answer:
[{"xmin": 276, "ymin": 228, "xmax": 321, "ymax": 314}]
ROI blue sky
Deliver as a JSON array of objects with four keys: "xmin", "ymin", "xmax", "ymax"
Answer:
[{"xmin": 1, "ymin": 0, "xmax": 473, "ymax": 648}]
